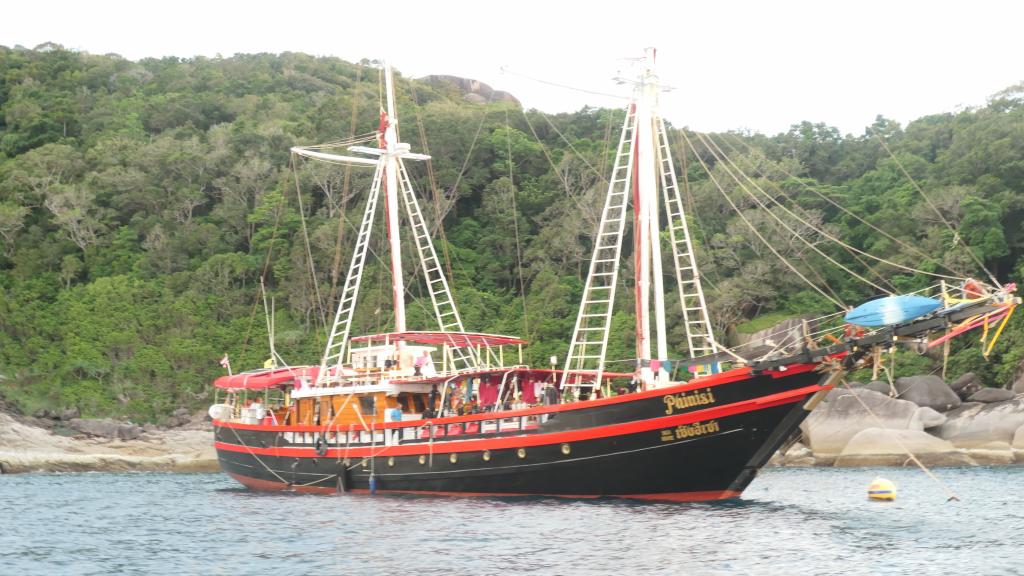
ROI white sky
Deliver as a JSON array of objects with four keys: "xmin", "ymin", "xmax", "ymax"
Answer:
[{"xmin": 3, "ymin": 0, "xmax": 1021, "ymax": 135}]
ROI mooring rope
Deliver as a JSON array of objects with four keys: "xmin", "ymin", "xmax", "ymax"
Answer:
[{"xmin": 839, "ymin": 378, "xmax": 960, "ymax": 502}]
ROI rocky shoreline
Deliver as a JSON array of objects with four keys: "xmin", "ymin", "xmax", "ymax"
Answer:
[
  {"xmin": 772, "ymin": 372, "xmax": 1024, "ymax": 468},
  {"xmin": 3, "ymin": 371, "xmax": 1024, "ymax": 474},
  {"xmin": 0, "ymin": 402, "xmax": 217, "ymax": 475}
]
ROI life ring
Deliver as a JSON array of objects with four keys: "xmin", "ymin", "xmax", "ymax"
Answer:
[{"xmin": 314, "ymin": 434, "xmax": 328, "ymax": 456}]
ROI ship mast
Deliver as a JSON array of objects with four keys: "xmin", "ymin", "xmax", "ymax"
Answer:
[
  {"xmin": 562, "ymin": 48, "xmax": 717, "ymax": 392},
  {"xmin": 291, "ymin": 60, "xmax": 477, "ymax": 384},
  {"xmin": 382, "ymin": 63, "xmax": 406, "ymax": 334}
]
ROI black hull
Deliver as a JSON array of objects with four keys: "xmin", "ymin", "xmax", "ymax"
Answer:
[{"xmin": 214, "ymin": 365, "xmax": 829, "ymax": 501}]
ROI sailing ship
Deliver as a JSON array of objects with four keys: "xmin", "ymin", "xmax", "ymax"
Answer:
[{"xmin": 210, "ymin": 50, "xmax": 1018, "ymax": 501}]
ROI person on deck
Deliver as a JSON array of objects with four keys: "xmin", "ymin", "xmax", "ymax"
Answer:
[
  {"xmin": 413, "ymin": 351, "xmax": 427, "ymax": 376},
  {"xmin": 250, "ymin": 396, "xmax": 264, "ymax": 418},
  {"xmin": 389, "ymin": 405, "xmax": 403, "ymax": 444},
  {"xmin": 428, "ymin": 384, "xmax": 439, "ymax": 414}
]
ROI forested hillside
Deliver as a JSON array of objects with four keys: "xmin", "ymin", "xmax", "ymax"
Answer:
[{"xmin": 2, "ymin": 44, "xmax": 1023, "ymax": 422}]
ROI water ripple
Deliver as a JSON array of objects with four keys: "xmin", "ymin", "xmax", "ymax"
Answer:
[{"xmin": 2, "ymin": 467, "xmax": 1023, "ymax": 575}]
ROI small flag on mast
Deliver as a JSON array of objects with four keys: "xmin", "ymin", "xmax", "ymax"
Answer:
[{"xmin": 219, "ymin": 354, "xmax": 230, "ymax": 369}]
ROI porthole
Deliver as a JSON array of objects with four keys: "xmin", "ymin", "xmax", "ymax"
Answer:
[
  {"xmin": 561, "ymin": 443, "xmax": 571, "ymax": 455},
  {"xmin": 482, "ymin": 450, "xmax": 491, "ymax": 462},
  {"xmin": 388, "ymin": 457, "xmax": 395, "ymax": 467},
  {"xmin": 450, "ymin": 453, "xmax": 458, "ymax": 464},
  {"xmin": 418, "ymin": 455, "xmax": 426, "ymax": 465},
  {"xmin": 517, "ymin": 448, "xmax": 527, "ymax": 459}
]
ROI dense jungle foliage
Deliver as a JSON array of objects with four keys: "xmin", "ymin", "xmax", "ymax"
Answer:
[{"xmin": 2, "ymin": 44, "xmax": 1023, "ymax": 422}]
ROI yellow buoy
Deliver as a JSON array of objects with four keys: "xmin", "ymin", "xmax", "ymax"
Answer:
[{"xmin": 868, "ymin": 477, "xmax": 896, "ymax": 501}]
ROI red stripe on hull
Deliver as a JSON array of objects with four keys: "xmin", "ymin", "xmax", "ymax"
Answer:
[
  {"xmin": 215, "ymin": 383, "xmax": 822, "ymax": 459},
  {"xmin": 213, "ymin": 361, "xmax": 822, "ymax": 433},
  {"xmin": 226, "ymin": 471, "xmax": 740, "ymax": 502}
]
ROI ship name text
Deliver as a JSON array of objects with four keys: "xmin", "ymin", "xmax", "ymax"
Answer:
[{"xmin": 663, "ymin": 388, "xmax": 716, "ymax": 415}]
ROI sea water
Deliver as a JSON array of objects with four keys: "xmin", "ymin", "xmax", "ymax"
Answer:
[{"xmin": 2, "ymin": 467, "xmax": 1022, "ymax": 575}]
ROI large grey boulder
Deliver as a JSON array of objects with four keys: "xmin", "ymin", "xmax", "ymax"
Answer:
[
  {"xmin": 734, "ymin": 316, "xmax": 815, "ymax": 355},
  {"xmin": 910, "ymin": 406, "xmax": 947, "ymax": 429},
  {"xmin": 1009, "ymin": 360, "xmax": 1024, "ymax": 394},
  {"xmin": 801, "ymin": 388, "xmax": 920, "ymax": 456},
  {"xmin": 951, "ymin": 372, "xmax": 983, "ymax": 400},
  {"xmin": 59, "ymin": 407, "xmax": 80, "ymax": 421},
  {"xmin": 933, "ymin": 398, "xmax": 1024, "ymax": 448},
  {"xmin": 779, "ymin": 442, "xmax": 816, "ymax": 467},
  {"xmin": 67, "ymin": 418, "xmax": 143, "ymax": 441},
  {"xmin": 834, "ymin": 428, "xmax": 974, "ymax": 467},
  {"xmin": 863, "ymin": 380, "xmax": 893, "ymax": 395},
  {"xmin": 968, "ymin": 388, "xmax": 1016, "ymax": 403},
  {"xmin": 893, "ymin": 375, "xmax": 961, "ymax": 412}
]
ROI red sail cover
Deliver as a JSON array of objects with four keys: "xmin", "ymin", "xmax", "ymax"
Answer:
[{"xmin": 214, "ymin": 366, "xmax": 320, "ymax": 390}]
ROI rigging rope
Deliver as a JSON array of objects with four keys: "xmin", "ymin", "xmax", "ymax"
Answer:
[
  {"xmin": 499, "ymin": 66, "xmax": 629, "ymax": 100},
  {"xmin": 505, "ymin": 110, "xmax": 531, "ymax": 337},
  {"xmin": 710, "ymin": 136, "xmax": 898, "ymax": 293},
  {"xmin": 867, "ymin": 125, "xmax": 1001, "ymax": 288},
  {"xmin": 406, "ymin": 79, "xmax": 461, "ymax": 298},
  {"xmin": 327, "ymin": 64, "xmax": 363, "ymax": 313},
  {"xmin": 695, "ymin": 132, "xmax": 891, "ymax": 298},
  {"xmin": 680, "ymin": 131, "xmax": 847, "ymax": 310},
  {"xmin": 839, "ymin": 378, "xmax": 961, "ymax": 502},
  {"xmin": 519, "ymin": 109, "xmax": 601, "ymax": 232},
  {"xmin": 291, "ymin": 154, "xmax": 328, "ymax": 333},
  {"xmin": 720, "ymin": 133, "xmax": 969, "ymax": 282},
  {"xmin": 712, "ymin": 133, "xmax": 967, "ymax": 283}
]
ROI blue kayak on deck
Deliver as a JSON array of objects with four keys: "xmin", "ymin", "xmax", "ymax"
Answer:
[{"xmin": 844, "ymin": 295, "xmax": 943, "ymax": 327}]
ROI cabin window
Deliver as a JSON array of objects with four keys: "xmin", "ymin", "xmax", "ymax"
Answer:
[
  {"xmin": 397, "ymin": 395, "xmax": 410, "ymax": 411},
  {"xmin": 359, "ymin": 396, "xmax": 376, "ymax": 415}
]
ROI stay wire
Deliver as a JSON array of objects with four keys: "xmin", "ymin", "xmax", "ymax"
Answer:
[
  {"xmin": 505, "ymin": 110, "xmax": 531, "ymax": 337},
  {"xmin": 291, "ymin": 153, "xmax": 328, "ymax": 335},
  {"xmin": 716, "ymin": 134, "xmax": 966, "ymax": 283},
  {"xmin": 499, "ymin": 66, "xmax": 630, "ymax": 101},
  {"xmin": 867, "ymin": 125, "xmax": 1000, "ymax": 288},
  {"xmin": 721, "ymin": 134, "xmax": 965, "ymax": 282},
  {"xmin": 692, "ymin": 133, "xmax": 850, "ymax": 305},
  {"xmin": 839, "ymin": 378, "xmax": 961, "ymax": 502},
  {"xmin": 711, "ymin": 136, "xmax": 897, "ymax": 293},
  {"xmin": 696, "ymin": 132, "xmax": 891, "ymax": 297},
  {"xmin": 519, "ymin": 109, "xmax": 601, "ymax": 232},
  {"xmin": 680, "ymin": 131, "xmax": 846, "ymax": 310}
]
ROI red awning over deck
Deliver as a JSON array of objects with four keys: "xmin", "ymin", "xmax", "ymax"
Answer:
[
  {"xmin": 214, "ymin": 366, "xmax": 320, "ymax": 390},
  {"xmin": 350, "ymin": 331, "xmax": 527, "ymax": 348}
]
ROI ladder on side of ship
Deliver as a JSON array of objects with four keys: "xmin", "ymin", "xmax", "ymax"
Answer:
[
  {"xmin": 396, "ymin": 158, "xmax": 479, "ymax": 372},
  {"xmin": 560, "ymin": 104, "xmax": 638, "ymax": 393},
  {"xmin": 655, "ymin": 117, "xmax": 717, "ymax": 362},
  {"xmin": 318, "ymin": 160, "xmax": 386, "ymax": 384}
]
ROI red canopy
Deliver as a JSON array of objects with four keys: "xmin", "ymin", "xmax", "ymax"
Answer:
[
  {"xmin": 213, "ymin": 366, "xmax": 320, "ymax": 390},
  {"xmin": 350, "ymin": 331, "xmax": 527, "ymax": 347}
]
